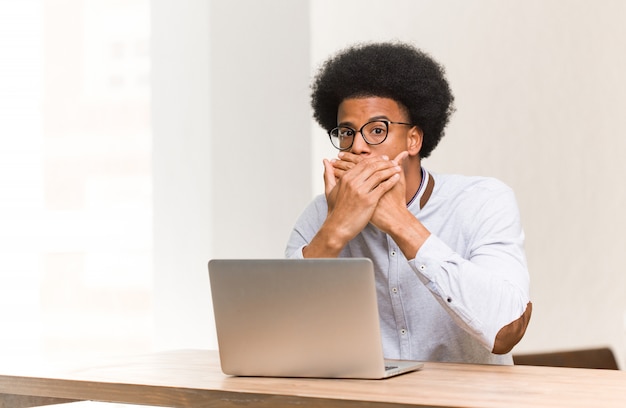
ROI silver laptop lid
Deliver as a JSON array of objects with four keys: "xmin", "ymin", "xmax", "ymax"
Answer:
[{"xmin": 208, "ymin": 258, "xmax": 391, "ymax": 378}]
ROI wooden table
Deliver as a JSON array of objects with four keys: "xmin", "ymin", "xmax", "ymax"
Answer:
[{"xmin": 0, "ymin": 349, "xmax": 625, "ymax": 408}]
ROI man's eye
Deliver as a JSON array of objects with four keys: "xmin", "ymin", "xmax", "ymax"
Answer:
[{"xmin": 340, "ymin": 129, "xmax": 355, "ymax": 137}]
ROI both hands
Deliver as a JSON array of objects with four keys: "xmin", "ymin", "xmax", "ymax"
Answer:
[
  {"xmin": 323, "ymin": 151, "xmax": 409, "ymax": 240},
  {"xmin": 303, "ymin": 150, "xmax": 429, "ymax": 259}
]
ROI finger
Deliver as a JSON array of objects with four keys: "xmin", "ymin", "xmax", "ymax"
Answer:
[
  {"xmin": 392, "ymin": 151, "xmax": 409, "ymax": 165},
  {"xmin": 337, "ymin": 151, "xmax": 365, "ymax": 165},
  {"xmin": 323, "ymin": 159, "xmax": 336, "ymax": 196},
  {"xmin": 359, "ymin": 163, "xmax": 402, "ymax": 193},
  {"xmin": 332, "ymin": 157, "xmax": 354, "ymax": 173},
  {"xmin": 370, "ymin": 173, "xmax": 401, "ymax": 197},
  {"xmin": 336, "ymin": 156, "xmax": 399, "ymax": 194},
  {"xmin": 356, "ymin": 156, "xmax": 398, "ymax": 180},
  {"xmin": 333, "ymin": 154, "xmax": 381, "ymax": 182}
]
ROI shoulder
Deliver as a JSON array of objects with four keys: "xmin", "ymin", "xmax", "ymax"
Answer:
[
  {"xmin": 430, "ymin": 172, "xmax": 514, "ymax": 200},
  {"xmin": 294, "ymin": 194, "xmax": 328, "ymax": 223},
  {"xmin": 426, "ymin": 172, "xmax": 520, "ymax": 219},
  {"xmin": 423, "ymin": 171, "xmax": 523, "ymax": 243}
]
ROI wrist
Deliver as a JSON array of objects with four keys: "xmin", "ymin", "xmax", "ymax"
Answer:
[
  {"xmin": 303, "ymin": 223, "xmax": 350, "ymax": 258},
  {"xmin": 387, "ymin": 212, "xmax": 430, "ymax": 259}
]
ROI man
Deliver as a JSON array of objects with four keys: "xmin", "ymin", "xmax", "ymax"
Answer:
[{"xmin": 286, "ymin": 42, "xmax": 531, "ymax": 364}]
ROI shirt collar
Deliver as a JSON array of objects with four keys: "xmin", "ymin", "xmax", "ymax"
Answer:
[{"xmin": 407, "ymin": 167, "xmax": 434, "ymax": 210}]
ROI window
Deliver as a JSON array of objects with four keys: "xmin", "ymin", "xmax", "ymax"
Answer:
[{"xmin": 0, "ymin": 0, "xmax": 152, "ymax": 358}]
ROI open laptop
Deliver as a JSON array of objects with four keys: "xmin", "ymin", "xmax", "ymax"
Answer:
[{"xmin": 208, "ymin": 258, "xmax": 423, "ymax": 379}]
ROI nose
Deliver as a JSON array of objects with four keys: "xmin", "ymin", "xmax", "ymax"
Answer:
[{"xmin": 350, "ymin": 131, "xmax": 371, "ymax": 154}]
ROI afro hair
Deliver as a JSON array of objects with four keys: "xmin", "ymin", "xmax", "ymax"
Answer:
[{"xmin": 311, "ymin": 42, "xmax": 455, "ymax": 158}]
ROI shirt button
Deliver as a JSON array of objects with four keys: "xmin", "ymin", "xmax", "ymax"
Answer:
[
  {"xmin": 419, "ymin": 264, "xmax": 426, "ymax": 271},
  {"xmin": 400, "ymin": 329, "xmax": 407, "ymax": 335},
  {"xmin": 392, "ymin": 287, "xmax": 398, "ymax": 294},
  {"xmin": 390, "ymin": 250, "xmax": 397, "ymax": 256}
]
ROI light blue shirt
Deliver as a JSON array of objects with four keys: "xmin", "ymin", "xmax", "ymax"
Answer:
[{"xmin": 285, "ymin": 169, "xmax": 530, "ymax": 364}]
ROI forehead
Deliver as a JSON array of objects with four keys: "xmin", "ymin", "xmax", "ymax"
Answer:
[{"xmin": 337, "ymin": 97, "xmax": 409, "ymax": 123}]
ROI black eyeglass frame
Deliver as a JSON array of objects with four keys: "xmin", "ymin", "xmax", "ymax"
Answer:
[{"xmin": 328, "ymin": 120, "xmax": 414, "ymax": 151}]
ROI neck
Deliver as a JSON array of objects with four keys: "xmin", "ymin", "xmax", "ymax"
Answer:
[{"xmin": 404, "ymin": 157, "xmax": 423, "ymax": 204}]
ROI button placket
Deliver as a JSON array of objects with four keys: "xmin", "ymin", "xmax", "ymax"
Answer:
[{"xmin": 388, "ymin": 239, "xmax": 411, "ymax": 357}]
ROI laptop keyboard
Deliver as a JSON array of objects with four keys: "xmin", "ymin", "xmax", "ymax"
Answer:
[{"xmin": 385, "ymin": 365, "xmax": 398, "ymax": 371}]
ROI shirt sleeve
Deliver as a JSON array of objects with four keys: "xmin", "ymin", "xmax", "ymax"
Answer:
[
  {"xmin": 410, "ymin": 186, "xmax": 530, "ymax": 353},
  {"xmin": 285, "ymin": 195, "xmax": 327, "ymax": 260}
]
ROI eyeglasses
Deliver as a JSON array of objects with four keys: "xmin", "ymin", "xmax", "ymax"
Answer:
[{"xmin": 328, "ymin": 120, "xmax": 413, "ymax": 151}]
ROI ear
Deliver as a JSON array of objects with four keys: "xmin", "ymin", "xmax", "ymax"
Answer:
[{"xmin": 407, "ymin": 126, "xmax": 423, "ymax": 157}]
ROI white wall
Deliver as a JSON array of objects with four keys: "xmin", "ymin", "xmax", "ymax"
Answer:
[
  {"xmin": 152, "ymin": 0, "xmax": 213, "ymax": 350},
  {"xmin": 152, "ymin": 0, "xmax": 311, "ymax": 350},
  {"xmin": 152, "ymin": 0, "xmax": 626, "ymax": 367}
]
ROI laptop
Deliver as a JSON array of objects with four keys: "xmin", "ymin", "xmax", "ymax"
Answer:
[{"xmin": 208, "ymin": 258, "xmax": 423, "ymax": 379}]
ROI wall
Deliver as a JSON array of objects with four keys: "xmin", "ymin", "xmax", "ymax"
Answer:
[
  {"xmin": 311, "ymin": 0, "xmax": 626, "ymax": 367},
  {"xmin": 152, "ymin": 0, "xmax": 311, "ymax": 350}
]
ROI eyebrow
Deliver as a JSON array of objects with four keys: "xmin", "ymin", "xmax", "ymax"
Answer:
[{"xmin": 338, "ymin": 115, "xmax": 390, "ymax": 127}]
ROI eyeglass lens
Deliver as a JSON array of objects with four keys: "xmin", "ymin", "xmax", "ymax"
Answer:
[{"xmin": 330, "ymin": 121, "xmax": 389, "ymax": 150}]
